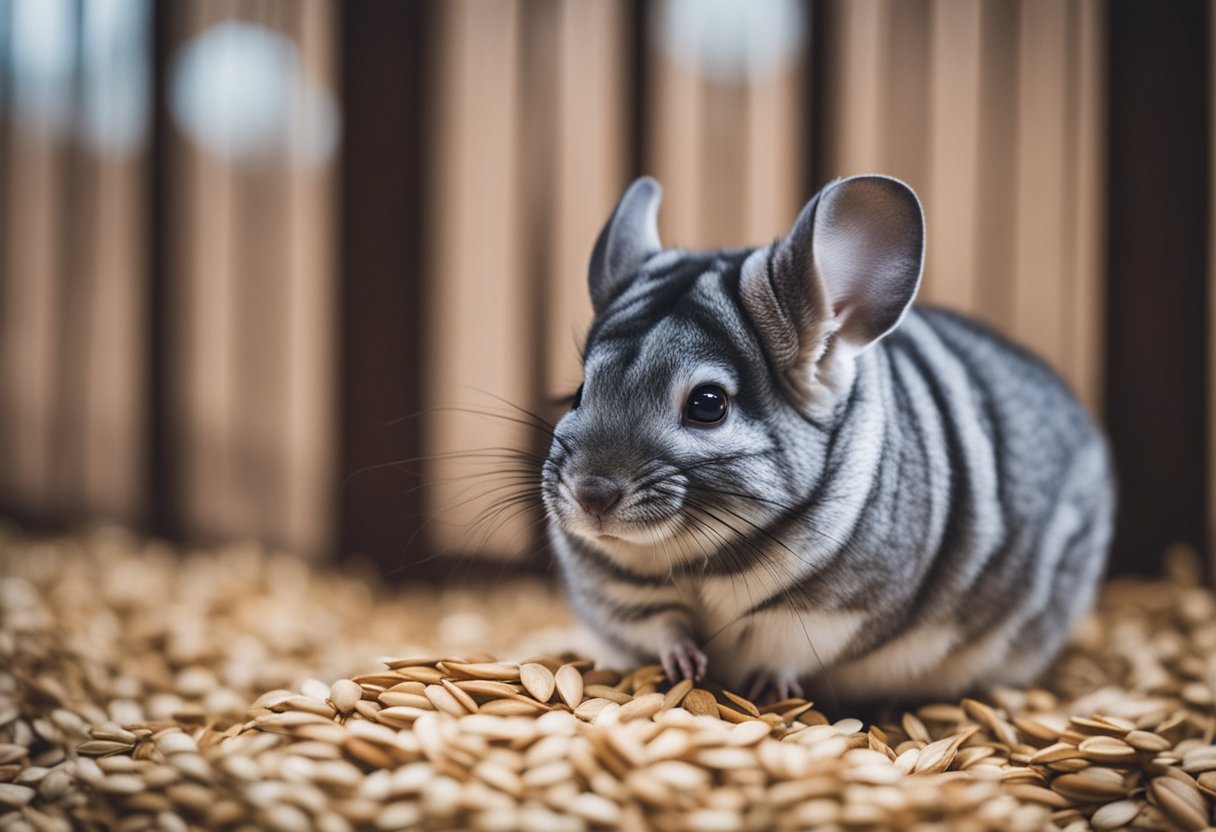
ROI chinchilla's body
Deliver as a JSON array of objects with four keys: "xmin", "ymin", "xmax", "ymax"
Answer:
[{"xmin": 541, "ymin": 175, "xmax": 1114, "ymax": 702}]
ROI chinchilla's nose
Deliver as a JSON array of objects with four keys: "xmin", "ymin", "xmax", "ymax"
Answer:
[{"xmin": 571, "ymin": 475, "xmax": 623, "ymax": 516}]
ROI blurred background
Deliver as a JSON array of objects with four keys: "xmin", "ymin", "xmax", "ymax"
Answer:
[{"xmin": 0, "ymin": 0, "xmax": 1209, "ymax": 579}]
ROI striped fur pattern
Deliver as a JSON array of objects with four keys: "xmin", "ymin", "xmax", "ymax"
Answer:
[{"xmin": 542, "ymin": 176, "xmax": 1114, "ymax": 702}]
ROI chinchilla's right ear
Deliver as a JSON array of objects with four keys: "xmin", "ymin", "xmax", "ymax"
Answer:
[
  {"xmin": 588, "ymin": 177, "xmax": 663, "ymax": 313},
  {"xmin": 740, "ymin": 175, "xmax": 924, "ymax": 386}
]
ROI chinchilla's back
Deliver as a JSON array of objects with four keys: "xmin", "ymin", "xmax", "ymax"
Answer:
[{"xmin": 822, "ymin": 305, "xmax": 1113, "ymax": 697}]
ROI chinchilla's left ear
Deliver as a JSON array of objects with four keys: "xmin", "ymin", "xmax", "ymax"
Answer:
[
  {"xmin": 740, "ymin": 175, "xmax": 924, "ymax": 372},
  {"xmin": 588, "ymin": 177, "xmax": 663, "ymax": 313}
]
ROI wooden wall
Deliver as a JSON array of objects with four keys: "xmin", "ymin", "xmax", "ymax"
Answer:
[{"xmin": 0, "ymin": 0, "xmax": 1210, "ymax": 576}]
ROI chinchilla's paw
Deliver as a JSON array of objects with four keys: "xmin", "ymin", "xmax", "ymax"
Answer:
[
  {"xmin": 746, "ymin": 669, "xmax": 805, "ymax": 704},
  {"xmin": 660, "ymin": 635, "xmax": 708, "ymax": 684}
]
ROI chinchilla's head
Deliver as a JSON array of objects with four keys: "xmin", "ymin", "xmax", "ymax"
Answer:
[{"xmin": 542, "ymin": 175, "xmax": 924, "ymax": 573}]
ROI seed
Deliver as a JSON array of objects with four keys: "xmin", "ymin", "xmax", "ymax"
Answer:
[
  {"xmin": 1182, "ymin": 745, "xmax": 1216, "ymax": 773},
  {"xmin": 1126, "ymin": 730, "xmax": 1171, "ymax": 753},
  {"xmin": 520, "ymin": 663, "xmax": 556, "ymax": 703},
  {"xmin": 721, "ymin": 691, "xmax": 760, "ymax": 718},
  {"xmin": 329, "ymin": 680, "xmax": 362, "ymax": 715},
  {"xmin": 1150, "ymin": 777, "xmax": 1208, "ymax": 831},
  {"xmin": 684, "ymin": 808, "xmax": 744, "ymax": 832},
  {"xmin": 440, "ymin": 662, "xmax": 520, "ymax": 682},
  {"xmin": 1079, "ymin": 735, "xmax": 1139, "ymax": 764},
  {"xmin": 377, "ymin": 691, "xmax": 433, "ymax": 709},
  {"xmin": 76, "ymin": 740, "xmax": 133, "ymax": 756},
  {"xmin": 155, "ymin": 732, "xmax": 198, "ymax": 755},
  {"xmin": 1004, "ymin": 784, "xmax": 1070, "ymax": 808},
  {"xmin": 555, "ymin": 665, "xmax": 584, "ymax": 710},
  {"xmin": 1029, "ymin": 743, "xmax": 1085, "ymax": 764},
  {"xmin": 584, "ymin": 685, "xmax": 632, "ymax": 705},
  {"xmin": 1090, "ymin": 799, "xmax": 1143, "ymax": 830},
  {"xmin": 567, "ymin": 792, "xmax": 621, "ymax": 825},
  {"xmin": 695, "ymin": 747, "xmax": 756, "ymax": 770},
  {"xmin": 618, "ymin": 693, "xmax": 664, "ymax": 723},
  {"xmin": 0, "ymin": 783, "xmax": 35, "ymax": 806},
  {"xmin": 683, "ymin": 689, "xmax": 720, "ymax": 718},
  {"xmin": 1051, "ymin": 767, "xmax": 1128, "ymax": 801},
  {"xmin": 662, "ymin": 679, "xmax": 694, "ymax": 710},
  {"xmin": 727, "ymin": 721, "xmax": 773, "ymax": 746},
  {"xmin": 478, "ymin": 698, "xmax": 548, "ymax": 717}
]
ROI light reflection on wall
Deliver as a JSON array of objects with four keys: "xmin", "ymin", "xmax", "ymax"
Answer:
[
  {"xmin": 655, "ymin": 0, "xmax": 806, "ymax": 84},
  {"xmin": 8, "ymin": 0, "xmax": 149, "ymax": 156},
  {"xmin": 170, "ymin": 20, "xmax": 338, "ymax": 167}
]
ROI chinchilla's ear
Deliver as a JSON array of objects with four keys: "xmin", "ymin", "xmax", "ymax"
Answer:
[
  {"xmin": 588, "ymin": 177, "xmax": 663, "ymax": 313},
  {"xmin": 740, "ymin": 175, "xmax": 924, "ymax": 373}
]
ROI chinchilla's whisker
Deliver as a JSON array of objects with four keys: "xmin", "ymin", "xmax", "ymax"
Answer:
[
  {"xmin": 344, "ymin": 446, "xmax": 546, "ymax": 486},
  {"xmin": 390, "ymin": 489, "xmax": 546, "ymax": 578}
]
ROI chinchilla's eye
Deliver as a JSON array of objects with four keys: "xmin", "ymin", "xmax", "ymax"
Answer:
[
  {"xmin": 684, "ymin": 384, "xmax": 728, "ymax": 426},
  {"xmin": 571, "ymin": 383, "xmax": 584, "ymax": 410}
]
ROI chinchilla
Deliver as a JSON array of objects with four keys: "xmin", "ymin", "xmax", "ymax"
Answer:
[{"xmin": 541, "ymin": 174, "xmax": 1114, "ymax": 702}]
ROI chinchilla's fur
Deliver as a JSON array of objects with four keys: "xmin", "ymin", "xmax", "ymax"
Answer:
[{"xmin": 541, "ymin": 175, "xmax": 1114, "ymax": 702}]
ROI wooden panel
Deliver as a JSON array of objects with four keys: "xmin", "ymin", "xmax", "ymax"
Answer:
[
  {"xmin": 174, "ymin": 0, "xmax": 242, "ymax": 541},
  {"xmin": 649, "ymin": 0, "xmax": 807, "ymax": 249},
  {"xmin": 820, "ymin": 0, "xmax": 883, "ymax": 178},
  {"xmin": 742, "ymin": 48, "xmax": 805, "ymax": 244},
  {"xmin": 969, "ymin": 0, "xmax": 1020, "ymax": 333},
  {"xmin": 923, "ymin": 0, "xmax": 982, "ymax": 313},
  {"xmin": 81, "ymin": 151, "xmax": 146, "ymax": 522},
  {"xmin": 1011, "ymin": 0, "xmax": 1070, "ymax": 380},
  {"xmin": 1066, "ymin": 0, "xmax": 1105, "ymax": 414},
  {"xmin": 0, "ymin": 106, "xmax": 67, "ymax": 517},
  {"xmin": 282, "ymin": 0, "xmax": 335, "ymax": 556},
  {"xmin": 338, "ymin": 0, "xmax": 432, "ymax": 568},
  {"xmin": 165, "ymin": 0, "xmax": 336, "ymax": 554},
  {"xmin": 817, "ymin": 0, "xmax": 1103, "ymax": 412},
  {"xmin": 545, "ymin": 0, "xmax": 627, "ymax": 400},
  {"xmin": 1105, "ymin": 0, "xmax": 1209, "ymax": 573},
  {"xmin": 425, "ymin": 0, "xmax": 531, "ymax": 557},
  {"xmin": 649, "ymin": 21, "xmax": 705, "ymax": 247}
]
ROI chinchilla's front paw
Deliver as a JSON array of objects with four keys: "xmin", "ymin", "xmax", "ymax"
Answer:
[
  {"xmin": 659, "ymin": 634, "xmax": 708, "ymax": 683},
  {"xmin": 745, "ymin": 669, "xmax": 805, "ymax": 704}
]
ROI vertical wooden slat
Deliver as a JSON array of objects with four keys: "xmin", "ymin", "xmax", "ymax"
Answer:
[
  {"xmin": 147, "ymin": 0, "xmax": 179, "ymax": 535},
  {"xmin": 819, "ymin": 0, "xmax": 882, "ymax": 178},
  {"xmin": 649, "ymin": 13, "xmax": 705, "ymax": 248},
  {"xmin": 650, "ymin": 1, "xmax": 808, "ymax": 249},
  {"xmin": 176, "ymin": 0, "xmax": 241, "ymax": 540},
  {"xmin": 81, "ymin": 1, "xmax": 149, "ymax": 523},
  {"xmin": 923, "ymin": 0, "xmax": 982, "ymax": 314},
  {"xmin": 970, "ymin": 0, "xmax": 1020, "ymax": 333},
  {"xmin": 1010, "ymin": 0, "xmax": 1070, "ymax": 380},
  {"xmin": 742, "ymin": 43, "xmax": 805, "ymax": 245},
  {"xmin": 1066, "ymin": 0, "xmax": 1105, "ymax": 414},
  {"xmin": 147, "ymin": 0, "xmax": 179, "ymax": 537},
  {"xmin": 0, "ymin": 0, "xmax": 10, "ymax": 511},
  {"xmin": 1211, "ymin": 0, "xmax": 1216, "ymax": 578},
  {"xmin": 230, "ymin": 1, "xmax": 283, "ymax": 544},
  {"xmin": 339, "ymin": 0, "xmax": 432, "ymax": 569},
  {"xmin": 426, "ymin": 0, "xmax": 531, "ymax": 558},
  {"xmin": 282, "ymin": 0, "xmax": 335, "ymax": 556},
  {"xmin": 700, "ymin": 84, "xmax": 748, "ymax": 248},
  {"xmin": 1106, "ymin": 0, "xmax": 1209, "ymax": 573},
  {"xmin": 85, "ymin": 148, "xmax": 146, "ymax": 521},
  {"xmin": 545, "ymin": 0, "xmax": 627, "ymax": 400},
  {"xmin": 880, "ymin": 0, "xmax": 930, "ymax": 188},
  {"xmin": 0, "ymin": 3, "xmax": 70, "ymax": 517},
  {"xmin": 50, "ymin": 0, "xmax": 91, "ymax": 517}
]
